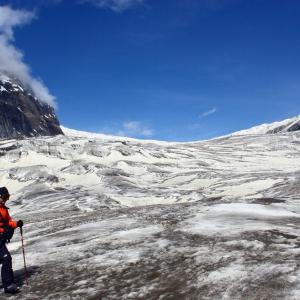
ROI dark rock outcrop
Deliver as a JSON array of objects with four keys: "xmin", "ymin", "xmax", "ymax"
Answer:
[
  {"xmin": 266, "ymin": 119, "xmax": 300, "ymax": 134},
  {"xmin": 0, "ymin": 74, "xmax": 63, "ymax": 139}
]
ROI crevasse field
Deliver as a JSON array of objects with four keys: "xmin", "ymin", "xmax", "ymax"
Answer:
[{"xmin": 0, "ymin": 127, "xmax": 300, "ymax": 299}]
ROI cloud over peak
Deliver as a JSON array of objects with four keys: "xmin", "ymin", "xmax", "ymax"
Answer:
[
  {"xmin": 0, "ymin": 6, "xmax": 56, "ymax": 107},
  {"xmin": 0, "ymin": 5, "xmax": 34, "ymax": 39}
]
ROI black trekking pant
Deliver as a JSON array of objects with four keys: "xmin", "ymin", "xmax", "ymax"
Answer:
[{"xmin": 0, "ymin": 241, "xmax": 14, "ymax": 289}]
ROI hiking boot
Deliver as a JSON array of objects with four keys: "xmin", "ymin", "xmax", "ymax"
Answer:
[{"xmin": 4, "ymin": 283, "xmax": 20, "ymax": 294}]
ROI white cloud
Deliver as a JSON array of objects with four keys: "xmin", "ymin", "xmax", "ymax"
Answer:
[
  {"xmin": 199, "ymin": 107, "xmax": 217, "ymax": 119},
  {"xmin": 0, "ymin": 6, "xmax": 56, "ymax": 107},
  {"xmin": 117, "ymin": 121, "xmax": 154, "ymax": 137},
  {"xmin": 79, "ymin": 0, "xmax": 145, "ymax": 12},
  {"xmin": 0, "ymin": 5, "xmax": 34, "ymax": 39}
]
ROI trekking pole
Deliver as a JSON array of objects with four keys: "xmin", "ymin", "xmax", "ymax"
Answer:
[{"xmin": 20, "ymin": 227, "xmax": 29, "ymax": 286}]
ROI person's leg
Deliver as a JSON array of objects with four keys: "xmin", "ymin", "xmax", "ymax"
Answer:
[{"xmin": 0, "ymin": 243, "xmax": 15, "ymax": 290}]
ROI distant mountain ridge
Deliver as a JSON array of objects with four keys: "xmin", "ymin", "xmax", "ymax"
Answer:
[
  {"xmin": 1, "ymin": 71, "xmax": 299, "ymax": 141},
  {"xmin": 0, "ymin": 73, "xmax": 63, "ymax": 139},
  {"xmin": 61, "ymin": 114, "xmax": 300, "ymax": 144},
  {"xmin": 231, "ymin": 115, "xmax": 300, "ymax": 136}
]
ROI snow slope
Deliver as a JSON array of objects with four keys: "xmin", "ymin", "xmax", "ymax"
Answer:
[{"xmin": 0, "ymin": 128, "xmax": 299, "ymax": 299}]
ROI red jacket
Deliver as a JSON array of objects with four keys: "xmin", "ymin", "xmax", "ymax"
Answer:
[{"xmin": 0, "ymin": 205, "xmax": 17, "ymax": 233}]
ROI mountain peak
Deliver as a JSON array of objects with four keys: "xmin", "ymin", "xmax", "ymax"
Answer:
[{"xmin": 0, "ymin": 73, "xmax": 63, "ymax": 139}]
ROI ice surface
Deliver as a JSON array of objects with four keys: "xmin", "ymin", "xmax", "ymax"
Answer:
[{"xmin": 179, "ymin": 203, "xmax": 299, "ymax": 237}]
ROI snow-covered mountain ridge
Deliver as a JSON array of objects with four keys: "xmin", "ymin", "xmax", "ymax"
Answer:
[
  {"xmin": 0, "ymin": 126, "xmax": 300, "ymax": 299},
  {"xmin": 62, "ymin": 114, "xmax": 300, "ymax": 144},
  {"xmin": 231, "ymin": 115, "xmax": 300, "ymax": 136}
]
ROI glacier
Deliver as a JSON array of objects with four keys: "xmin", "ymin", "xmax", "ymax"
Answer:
[{"xmin": 0, "ymin": 127, "xmax": 299, "ymax": 299}]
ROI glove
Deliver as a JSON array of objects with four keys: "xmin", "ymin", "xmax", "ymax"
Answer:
[{"xmin": 17, "ymin": 220, "xmax": 23, "ymax": 228}]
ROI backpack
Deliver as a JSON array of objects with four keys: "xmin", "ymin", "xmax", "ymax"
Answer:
[{"xmin": 0, "ymin": 207, "xmax": 15, "ymax": 244}]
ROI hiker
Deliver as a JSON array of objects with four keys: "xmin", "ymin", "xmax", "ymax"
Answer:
[{"xmin": 0, "ymin": 187, "xmax": 23, "ymax": 294}]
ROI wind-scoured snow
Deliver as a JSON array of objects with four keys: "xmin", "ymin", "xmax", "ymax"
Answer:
[{"xmin": 0, "ymin": 127, "xmax": 299, "ymax": 299}]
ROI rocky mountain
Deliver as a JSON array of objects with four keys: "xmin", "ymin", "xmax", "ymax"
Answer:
[
  {"xmin": 231, "ymin": 115, "xmax": 300, "ymax": 136},
  {"xmin": 0, "ymin": 73, "xmax": 63, "ymax": 139},
  {"xmin": 0, "ymin": 127, "xmax": 299, "ymax": 299}
]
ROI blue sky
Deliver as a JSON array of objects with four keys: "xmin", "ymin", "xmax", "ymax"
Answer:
[{"xmin": 1, "ymin": 0, "xmax": 300, "ymax": 141}]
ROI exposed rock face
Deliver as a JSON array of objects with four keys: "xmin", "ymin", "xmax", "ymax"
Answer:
[
  {"xmin": 266, "ymin": 118, "xmax": 300, "ymax": 134},
  {"xmin": 0, "ymin": 73, "xmax": 63, "ymax": 139}
]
